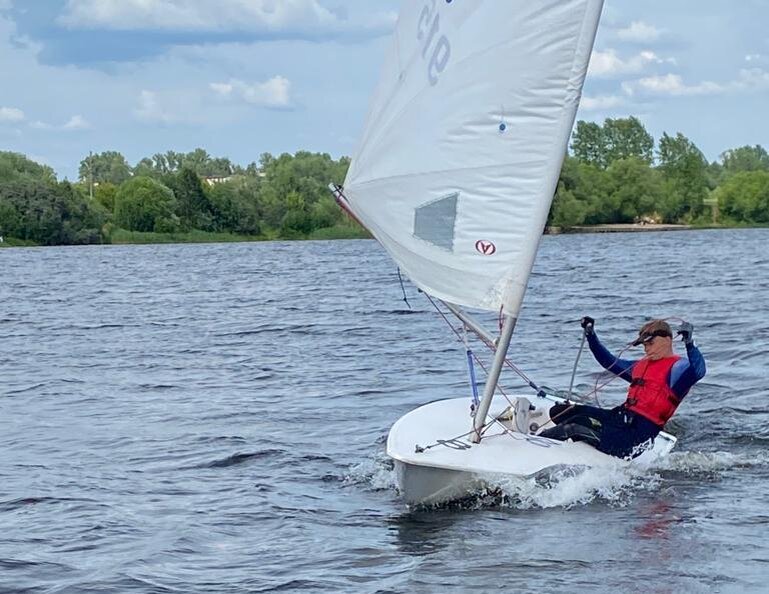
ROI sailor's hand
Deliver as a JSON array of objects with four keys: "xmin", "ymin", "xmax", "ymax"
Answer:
[
  {"xmin": 580, "ymin": 316, "xmax": 595, "ymax": 335},
  {"xmin": 677, "ymin": 321, "xmax": 694, "ymax": 345}
]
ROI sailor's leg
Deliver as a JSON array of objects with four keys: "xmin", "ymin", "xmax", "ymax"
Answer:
[
  {"xmin": 548, "ymin": 403, "xmax": 605, "ymax": 425},
  {"xmin": 539, "ymin": 421, "xmax": 601, "ymax": 448}
]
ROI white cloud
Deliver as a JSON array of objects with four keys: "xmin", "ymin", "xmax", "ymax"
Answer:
[
  {"xmin": 622, "ymin": 74, "xmax": 724, "ymax": 97},
  {"xmin": 736, "ymin": 67, "xmax": 769, "ymax": 88},
  {"xmin": 617, "ymin": 21, "xmax": 662, "ymax": 43},
  {"xmin": 580, "ymin": 95, "xmax": 624, "ymax": 111},
  {"xmin": 133, "ymin": 88, "xmax": 221, "ymax": 124},
  {"xmin": 58, "ymin": 0, "xmax": 390, "ymax": 34},
  {"xmin": 134, "ymin": 90, "xmax": 176, "ymax": 124},
  {"xmin": 589, "ymin": 49, "xmax": 674, "ymax": 78},
  {"xmin": 210, "ymin": 76, "xmax": 291, "ymax": 108},
  {"xmin": 0, "ymin": 106, "xmax": 25, "ymax": 122},
  {"xmin": 621, "ymin": 68, "xmax": 769, "ymax": 98},
  {"xmin": 29, "ymin": 115, "xmax": 91, "ymax": 131},
  {"xmin": 0, "ymin": 0, "xmax": 11, "ymax": 11},
  {"xmin": 745, "ymin": 54, "xmax": 763, "ymax": 62},
  {"xmin": 62, "ymin": 115, "xmax": 90, "ymax": 130}
]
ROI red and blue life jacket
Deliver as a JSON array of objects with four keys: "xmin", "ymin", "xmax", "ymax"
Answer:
[{"xmin": 625, "ymin": 356, "xmax": 681, "ymax": 427}]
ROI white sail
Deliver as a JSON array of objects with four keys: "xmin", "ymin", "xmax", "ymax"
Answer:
[{"xmin": 343, "ymin": 0, "xmax": 604, "ymax": 315}]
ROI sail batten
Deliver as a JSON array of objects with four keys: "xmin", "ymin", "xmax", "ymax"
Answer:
[{"xmin": 344, "ymin": 0, "xmax": 604, "ymax": 314}]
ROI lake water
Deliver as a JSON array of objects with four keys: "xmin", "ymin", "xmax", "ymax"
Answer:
[{"xmin": 1, "ymin": 229, "xmax": 768, "ymax": 593}]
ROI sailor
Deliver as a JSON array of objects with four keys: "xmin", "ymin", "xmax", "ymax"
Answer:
[{"xmin": 539, "ymin": 317, "xmax": 707, "ymax": 458}]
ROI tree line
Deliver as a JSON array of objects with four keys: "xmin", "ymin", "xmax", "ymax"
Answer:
[
  {"xmin": 1, "ymin": 117, "xmax": 768, "ymax": 246},
  {"xmin": 0, "ymin": 149, "xmax": 359, "ymax": 245},
  {"xmin": 550, "ymin": 117, "xmax": 769, "ymax": 228}
]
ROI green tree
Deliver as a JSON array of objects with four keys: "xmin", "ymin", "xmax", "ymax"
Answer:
[
  {"xmin": 0, "ymin": 178, "xmax": 104, "ymax": 244},
  {"xmin": 94, "ymin": 182, "xmax": 118, "ymax": 213},
  {"xmin": 79, "ymin": 151, "xmax": 132, "ymax": 185},
  {"xmin": 602, "ymin": 157, "xmax": 663, "ymax": 223},
  {"xmin": 0, "ymin": 151, "xmax": 56, "ymax": 183},
  {"xmin": 0, "ymin": 196, "xmax": 22, "ymax": 238},
  {"xmin": 571, "ymin": 121, "xmax": 606, "ymax": 168},
  {"xmin": 208, "ymin": 157, "xmax": 235, "ymax": 177},
  {"xmin": 133, "ymin": 157, "xmax": 161, "ymax": 178},
  {"xmin": 603, "ymin": 117, "xmax": 654, "ymax": 165},
  {"xmin": 114, "ymin": 176, "xmax": 178, "ymax": 232},
  {"xmin": 567, "ymin": 160, "xmax": 611, "ymax": 224},
  {"xmin": 167, "ymin": 167, "xmax": 212, "ymax": 230},
  {"xmin": 207, "ymin": 176, "xmax": 262, "ymax": 235},
  {"xmin": 549, "ymin": 185, "xmax": 587, "ymax": 228},
  {"xmin": 657, "ymin": 132, "xmax": 709, "ymax": 222},
  {"xmin": 310, "ymin": 196, "xmax": 344, "ymax": 229},
  {"xmin": 548, "ymin": 156, "xmax": 589, "ymax": 227},
  {"xmin": 715, "ymin": 171, "xmax": 769, "ymax": 223},
  {"xmin": 256, "ymin": 151, "xmax": 349, "ymax": 234},
  {"xmin": 279, "ymin": 190, "xmax": 312, "ymax": 237},
  {"xmin": 720, "ymin": 145, "xmax": 769, "ymax": 176}
]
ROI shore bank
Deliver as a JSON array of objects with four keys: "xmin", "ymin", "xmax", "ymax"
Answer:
[{"xmin": 547, "ymin": 223, "xmax": 692, "ymax": 234}]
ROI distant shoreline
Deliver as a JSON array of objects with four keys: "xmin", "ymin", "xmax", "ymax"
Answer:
[
  {"xmin": 546, "ymin": 223, "xmax": 693, "ymax": 234},
  {"xmin": 2, "ymin": 224, "xmax": 764, "ymax": 248}
]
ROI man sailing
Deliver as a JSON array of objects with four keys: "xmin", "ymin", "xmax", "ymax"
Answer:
[{"xmin": 539, "ymin": 318, "xmax": 706, "ymax": 458}]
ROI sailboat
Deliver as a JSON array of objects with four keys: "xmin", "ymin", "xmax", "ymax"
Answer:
[{"xmin": 330, "ymin": 0, "xmax": 676, "ymax": 506}]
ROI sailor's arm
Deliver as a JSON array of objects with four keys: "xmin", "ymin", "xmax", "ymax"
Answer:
[
  {"xmin": 586, "ymin": 332, "xmax": 635, "ymax": 382},
  {"xmin": 670, "ymin": 341, "xmax": 707, "ymax": 398}
]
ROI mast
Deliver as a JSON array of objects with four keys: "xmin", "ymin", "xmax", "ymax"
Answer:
[{"xmin": 471, "ymin": 315, "xmax": 516, "ymax": 443}]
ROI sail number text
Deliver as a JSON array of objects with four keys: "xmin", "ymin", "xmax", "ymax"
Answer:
[{"xmin": 417, "ymin": 0, "xmax": 451, "ymax": 85}]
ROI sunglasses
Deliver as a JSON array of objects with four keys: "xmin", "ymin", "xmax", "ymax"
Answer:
[{"xmin": 633, "ymin": 329, "xmax": 672, "ymax": 346}]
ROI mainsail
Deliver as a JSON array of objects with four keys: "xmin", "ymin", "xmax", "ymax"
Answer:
[{"xmin": 342, "ymin": 0, "xmax": 604, "ymax": 316}]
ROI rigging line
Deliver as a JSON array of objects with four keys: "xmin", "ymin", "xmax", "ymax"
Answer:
[
  {"xmin": 421, "ymin": 406, "xmax": 560, "ymax": 452},
  {"xmin": 424, "ymin": 293, "xmax": 539, "ymax": 391},
  {"xmin": 396, "ymin": 268, "xmax": 411, "ymax": 310},
  {"xmin": 422, "ymin": 295, "xmax": 524, "ymax": 431},
  {"xmin": 568, "ymin": 329, "xmax": 587, "ymax": 399},
  {"xmin": 537, "ymin": 352, "xmax": 656, "ymax": 434},
  {"xmin": 423, "ymin": 294, "xmax": 521, "ymax": 409},
  {"xmin": 415, "ymin": 418, "xmax": 497, "ymax": 453},
  {"xmin": 417, "ymin": 399, "xmax": 551, "ymax": 452},
  {"xmin": 463, "ymin": 324, "xmax": 480, "ymax": 409}
]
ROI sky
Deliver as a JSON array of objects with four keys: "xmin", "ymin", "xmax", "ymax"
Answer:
[{"xmin": 0, "ymin": 0, "xmax": 767, "ymax": 181}]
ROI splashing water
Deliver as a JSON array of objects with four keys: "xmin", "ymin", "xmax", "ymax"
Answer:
[
  {"xmin": 344, "ymin": 454, "xmax": 399, "ymax": 492},
  {"xmin": 346, "ymin": 443, "xmax": 769, "ymax": 512},
  {"xmin": 481, "ymin": 462, "xmax": 663, "ymax": 510}
]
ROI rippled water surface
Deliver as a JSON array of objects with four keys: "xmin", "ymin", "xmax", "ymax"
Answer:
[{"xmin": 2, "ymin": 229, "xmax": 768, "ymax": 593}]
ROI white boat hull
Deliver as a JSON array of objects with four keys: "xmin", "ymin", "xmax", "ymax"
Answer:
[
  {"xmin": 394, "ymin": 460, "xmax": 478, "ymax": 507},
  {"xmin": 386, "ymin": 395, "xmax": 676, "ymax": 506}
]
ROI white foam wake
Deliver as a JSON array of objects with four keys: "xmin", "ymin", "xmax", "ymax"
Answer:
[
  {"xmin": 481, "ymin": 462, "xmax": 660, "ymax": 510},
  {"xmin": 345, "ymin": 446, "xmax": 767, "ymax": 509},
  {"xmin": 343, "ymin": 453, "xmax": 398, "ymax": 492}
]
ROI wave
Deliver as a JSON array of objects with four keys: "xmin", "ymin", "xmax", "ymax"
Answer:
[
  {"xmin": 654, "ymin": 449, "xmax": 769, "ymax": 473},
  {"xmin": 193, "ymin": 449, "xmax": 285, "ymax": 469},
  {"xmin": 343, "ymin": 454, "xmax": 398, "ymax": 492}
]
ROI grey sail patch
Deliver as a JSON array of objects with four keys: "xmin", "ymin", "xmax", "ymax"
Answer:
[{"xmin": 413, "ymin": 192, "xmax": 459, "ymax": 252}]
